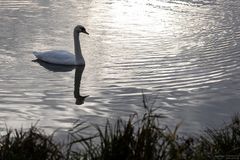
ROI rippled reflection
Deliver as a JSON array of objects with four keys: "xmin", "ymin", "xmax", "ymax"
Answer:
[
  {"xmin": 74, "ymin": 66, "xmax": 89, "ymax": 105},
  {"xmin": 33, "ymin": 59, "xmax": 75, "ymax": 72},
  {"xmin": 33, "ymin": 60, "xmax": 88, "ymax": 105}
]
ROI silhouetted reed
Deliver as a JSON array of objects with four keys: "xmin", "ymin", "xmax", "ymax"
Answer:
[
  {"xmin": 0, "ymin": 125, "xmax": 63, "ymax": 160},
  {"xmin": 193, "ymin": 113, "xmax": 240, "ymax": 160},
  {"xmin": 0, "ymin": 105, "xmax": 239, "ymax": 160}
]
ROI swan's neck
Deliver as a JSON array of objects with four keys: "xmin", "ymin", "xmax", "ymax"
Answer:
[{"xmin": 74, "ymin": 31, "xmax": 85, "ymax": 65}]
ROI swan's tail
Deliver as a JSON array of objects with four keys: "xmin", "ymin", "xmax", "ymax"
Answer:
[
  {"xmin": 33, "ymin": 51, "xmax": 39, "ymax": 56},
  {"xmin": 33, "ymin": 51, "xmax": 41, "ymax": 58}
]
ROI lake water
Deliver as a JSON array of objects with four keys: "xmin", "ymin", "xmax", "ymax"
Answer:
[{"xmin": 0, "ymin": 0, "xmax": 240, "ymax": 134}]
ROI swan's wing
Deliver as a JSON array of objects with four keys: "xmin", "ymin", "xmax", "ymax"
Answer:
[{"xmin": 33, "ymin": 50, "xmax": 75, "ymax": 65}]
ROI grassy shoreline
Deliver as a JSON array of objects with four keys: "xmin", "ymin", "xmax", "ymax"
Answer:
[{"xmin": 0, "ymin": 107, "xmax": 239, "ymax": 160}]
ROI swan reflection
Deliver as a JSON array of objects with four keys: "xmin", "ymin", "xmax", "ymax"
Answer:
[
  {"xmin": 33, "ymin": 59, "xmax": 75, "ymax": 72},
  {"xmin": 74, "ymin": 66, "xmax": 89, "ymax": 105},
  {"xmin": 33, "ymin": 60, "xmax": 88, "ymax": 105}
]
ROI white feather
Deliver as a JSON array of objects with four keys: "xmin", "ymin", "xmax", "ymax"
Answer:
[{"xmin": 33, "ymin": 50, "xmax": 75, "ymax": 65}]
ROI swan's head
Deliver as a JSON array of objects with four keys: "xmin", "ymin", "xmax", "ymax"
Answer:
[{"xmin": 74, "ymin": 25, "xmax": 89, "ymax": 35}]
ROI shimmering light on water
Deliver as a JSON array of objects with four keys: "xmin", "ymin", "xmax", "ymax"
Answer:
[{"xmin": 0, "ymin": 0, "xmax": 240, "ymax": 134}]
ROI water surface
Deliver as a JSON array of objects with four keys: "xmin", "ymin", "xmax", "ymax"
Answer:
[{"xmin": 0, "ymin": 0, "xmax": 240, "ymax": 134}]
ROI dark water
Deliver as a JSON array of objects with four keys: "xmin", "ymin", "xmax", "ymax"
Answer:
[{"xmin": 0, "ymin": 0, "xmax": 240, "ymax": 134}]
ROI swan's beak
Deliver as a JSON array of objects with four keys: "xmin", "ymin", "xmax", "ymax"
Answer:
[{"xmin": 83, "ymin": 31, "xmax": 89, "ymax": 35}]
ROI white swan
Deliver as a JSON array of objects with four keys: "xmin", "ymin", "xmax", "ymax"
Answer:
[{"xmin": 33, "ymin": 25, "xmax": 89, "ymax": 65}]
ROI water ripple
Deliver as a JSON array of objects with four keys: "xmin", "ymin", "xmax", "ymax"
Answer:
[{"xmin": 0, "ymin": 0, "xmax": 240, "ymax": 133}]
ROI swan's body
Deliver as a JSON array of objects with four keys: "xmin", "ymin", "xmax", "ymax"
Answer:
[
  {"xmin": 33, "ymin": 25, "xmax": 89, "ymax": 66},
  {"xmin": 33, "ymin": 50, "xmax": 76, "ymax": 65}
]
